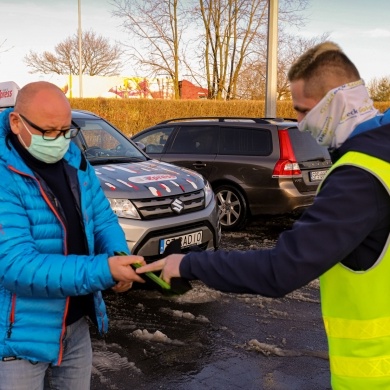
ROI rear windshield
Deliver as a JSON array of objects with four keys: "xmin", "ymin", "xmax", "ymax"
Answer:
[{"xmin": 288, "ymin": 127, "xmax": 330, "ymax": 161}]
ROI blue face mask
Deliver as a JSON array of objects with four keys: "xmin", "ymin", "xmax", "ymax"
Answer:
[{"xmin": 18, "ymin": 117, "xmax": 71, "ymax": 163}]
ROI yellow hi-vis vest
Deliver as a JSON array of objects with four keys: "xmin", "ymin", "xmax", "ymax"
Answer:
[{"xmin": 319, "ymin": 151, "xmax": 390, "ymax": 390}]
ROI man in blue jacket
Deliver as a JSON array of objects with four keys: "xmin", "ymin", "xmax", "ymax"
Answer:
[
  {"xmin": 0, "ymin": 81, "xmax": 144, "ymax": 390},
  {"xmin": 137, "ymin": 42, "xmax": 390, "ymax": 389}
]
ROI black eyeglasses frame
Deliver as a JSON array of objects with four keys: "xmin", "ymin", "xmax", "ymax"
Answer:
[{"xmin": 18, "ymin": 113, "xmax": 80, "ymax": 141}]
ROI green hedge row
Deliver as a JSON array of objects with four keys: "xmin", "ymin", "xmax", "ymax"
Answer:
[{"xmin": 69, "ymin": 98, "xmax": 390, "ymax": 137}]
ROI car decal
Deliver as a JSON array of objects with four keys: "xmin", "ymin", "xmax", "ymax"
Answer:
[
  {"xmin": 116, "ymin": 179, "xmax": 139, "ymax": 190},
  {"xmin": 159, "ymin": 183, "xmax": 171, "ymax": 193},
  {"xmin": 113, "ymin": 165, "xmax": 138, "ymax": 174},
  {"xmin": 148, "ymin": 186, "xmax": 162, "ymax": 196},
  {"xmin": 186, "ymin": 179, "xmax": 198, "ymax": 189},
  {"xmin": 104, "ymin": 182, "xmax": 116, "ymax": 190},
  {"xmin": 128, "ymin": 174, "xmax": 178, "ymax": 184}
]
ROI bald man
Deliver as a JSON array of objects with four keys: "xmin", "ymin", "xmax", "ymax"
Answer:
[{"xmin": 0, "ymin": 81, "xmax": 144, "ymax": 390}]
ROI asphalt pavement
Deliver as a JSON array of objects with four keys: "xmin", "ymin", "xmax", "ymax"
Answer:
[{"xmin": 90, "ymin": 216, "xmax": 331, "ymax": 390}]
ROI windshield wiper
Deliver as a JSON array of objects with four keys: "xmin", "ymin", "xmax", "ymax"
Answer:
[{"xmin": 87, "ymin": 157, "xmax": 146, "ymax": 165}]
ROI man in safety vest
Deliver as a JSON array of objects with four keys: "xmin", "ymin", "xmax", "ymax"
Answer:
[{"xmin": 137, "ymin": 42, "xmax": 390, "ymax": 389}]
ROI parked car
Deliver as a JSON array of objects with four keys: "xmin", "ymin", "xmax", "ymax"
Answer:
[
  {"xmin": 0, "ymin": 82, "xmax": 221, "ymax": 261},
  {"xmin": 132, "ymin": 116, "xmax": 332, "ymax": 230}
]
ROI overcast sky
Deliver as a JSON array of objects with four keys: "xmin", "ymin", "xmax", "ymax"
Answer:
[{"xmin": 1, "ymin": 0, "xmax": 389, "ymax": 88}]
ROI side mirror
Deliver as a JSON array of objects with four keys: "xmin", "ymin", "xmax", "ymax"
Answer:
[{"xmin": 135, "ymin": 141, "xmax": 146, "ymax": 152}]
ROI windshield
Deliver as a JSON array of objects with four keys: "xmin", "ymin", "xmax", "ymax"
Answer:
[
  {"xmin": 287, "ymin": 127, "xmax": 331, "ymax": 162},
  {"xmin": 72, "ymin": 117, "xmax": 147, "ymax": 163}
]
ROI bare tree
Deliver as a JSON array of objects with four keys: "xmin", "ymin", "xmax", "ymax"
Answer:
[
  {"xmin": 194, "ymin": 0, "xmax": 268, "ymax": 100},
  {"xmin": 192, "ymin": 0, "xmax": 312, "ymax": 100},
  {"xmin": 367, "ymin": 76, "xmax": 390, "ymax": 102},
  {"xmin": 112, "ymin": 0, "xmax": 187, "ymax": 99},
  {"xmin": 111, "ymin": 0, "xmax": 316, "ymax": 100},
  {"xmin": 0, "ymin": 38, "xmax": 12, "ymax": 59},
  {"xmin": 236, "ymin": 33, "xmax": 329, "ymax": 100},
  {"xmin": 24, "ymin": 30, "xmax": 122, "ymax": 76}
]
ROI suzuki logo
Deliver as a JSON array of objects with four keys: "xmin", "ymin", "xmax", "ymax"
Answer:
[{"xmin": 171, "ymin": 198, "xmax": 184, "ymax": 214}]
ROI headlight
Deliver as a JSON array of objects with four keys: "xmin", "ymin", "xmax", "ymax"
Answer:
[
  {"xmin": 204, "ymin": 181, "xmax": 214, "ymax": 207},
  {"xmin": 108, "ymin": 198, "xmax": 141, "ymax": 219}
]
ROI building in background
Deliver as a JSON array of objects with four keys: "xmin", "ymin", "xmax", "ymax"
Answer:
[
  {"xmin": 179, "ymin": 79, "xmax": 208, "ymax": 99},
  {"xmin": 52, "ymin": 75, "xmax": 208, "ymax": 99}
]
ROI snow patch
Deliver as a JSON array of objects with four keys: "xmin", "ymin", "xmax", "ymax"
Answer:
[
  {"xmin": 159, "ymin": 307, "xmax": 210, "ymax": 323},
  {"xmin": 132, "ymin": 329, "xmax": 185, "ymax": 345}
]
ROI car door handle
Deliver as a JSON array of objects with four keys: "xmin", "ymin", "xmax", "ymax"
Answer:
[{"xmin": 192, "ymin": 162, "xmax": 206, "ymax": 168}]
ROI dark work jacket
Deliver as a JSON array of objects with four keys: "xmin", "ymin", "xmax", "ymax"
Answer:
[{"xmin": 180, "ymin": 122, "xmax": 390, "ymax": 297}]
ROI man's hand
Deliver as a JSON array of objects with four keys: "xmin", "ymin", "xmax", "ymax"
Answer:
[
  {"xmin": 135, "ymin": 254, "xmax": 185, "ymax": 284},
  {"xmin": 111, "ymin": 281, "xmax": 134, "ymax": 293},
  {"xmin": 108, "ymin": 255, "xmax": 146, "ymax": 284}
]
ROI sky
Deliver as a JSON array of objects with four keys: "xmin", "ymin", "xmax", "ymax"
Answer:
[{"xmin": 1, "ymin": 0, "xmax": 390, "ymax": 89}]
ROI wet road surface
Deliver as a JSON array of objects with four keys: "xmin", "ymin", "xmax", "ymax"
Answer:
[{"xmin": 91, "ymin": 216, "xmax": 331, "ymax": 390}]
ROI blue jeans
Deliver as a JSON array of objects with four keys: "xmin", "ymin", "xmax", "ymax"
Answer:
[{"xmin": 0, "ymin": 317, "xmax": 92, "ymax": 390}]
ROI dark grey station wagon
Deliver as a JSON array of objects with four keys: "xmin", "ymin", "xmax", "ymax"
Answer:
[{"xmin": 132, "ymin": 117, "xmax": 332, "ymax": 230}]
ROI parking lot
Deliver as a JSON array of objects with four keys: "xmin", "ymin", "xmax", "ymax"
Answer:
[{"xmin": 91, "ymin": 216, "xmax": 331, "ymax": 390}]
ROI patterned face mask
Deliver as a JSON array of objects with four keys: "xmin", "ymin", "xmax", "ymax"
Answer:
[{"xmin": 298, "ymin": 79, "xmax": 378, "ymax": 149}]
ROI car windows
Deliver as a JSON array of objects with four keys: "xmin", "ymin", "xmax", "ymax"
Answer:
[
  {"xmin": 219, "ymin": 127, "xmax": 272, "ymax": 156},
  {"xmin": 287, "ymin": 127, "xmax": 330, "ymax": 161},
  {"xmin": 168, "ymin": 126, "xmax": 218, "ymax": 154},
  {"xmin": 135, "ymin": 127, "xmax": 174, "ymax": 154},
  {"xmin": 73, "ymin": 118, "xmax": 145, "ymax": 159}
]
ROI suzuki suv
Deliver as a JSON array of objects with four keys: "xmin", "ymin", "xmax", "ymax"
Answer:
[
  {"xmin": 132, "ymin": 117, "xmax": 332, "ymax": 230},
  {"xmin": 0, "ymin": 82, "xmax": 221, "ymax": 261}
]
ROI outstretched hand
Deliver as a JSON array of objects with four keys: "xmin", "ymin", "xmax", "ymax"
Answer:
[{"xmin": 135, "ymin": 254, "xmax": 185, "ymax": 284}]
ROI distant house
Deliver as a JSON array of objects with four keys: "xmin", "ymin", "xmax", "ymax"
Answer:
[
  {"xmin": 46, "ymin": 75, "xmax": 209, "ymax": 99},
  {"xmin": 179, "ymin": 79, "xmax": 208, "ymax": 99}
]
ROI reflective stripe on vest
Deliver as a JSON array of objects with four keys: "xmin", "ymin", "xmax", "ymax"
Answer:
[{"xmin": 319, "ymin": 151, "xmax": 390, "ymax": 389}]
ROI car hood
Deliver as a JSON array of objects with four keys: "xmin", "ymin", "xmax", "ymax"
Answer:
[{"xmin": 93, "ymin": 159, "xmax": 205, "ymax": 199}]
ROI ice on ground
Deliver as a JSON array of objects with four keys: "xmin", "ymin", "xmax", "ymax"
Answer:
[
  {"xmin": 159, "ymin": 307, "xmax": 210, "ymax": 323},
  {"xmin": 172, "ymin": 282, "xmax": 223, "ymax": 303},
  {"xmin": 246, "ymin": 339, "xmax": 328, "ymax": 360},
  {"xmin": 132, "ymin": 329, "xmax": 185, "ymax": 345}
]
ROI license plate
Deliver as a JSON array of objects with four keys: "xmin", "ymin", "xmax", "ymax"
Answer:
[
  {"xmin": 159, "ymin": 231, "xmax": 203, "ymax": 254},
  {"xmin": 309, "ymin": 170, "xmax": 327, "ymax": 181}
]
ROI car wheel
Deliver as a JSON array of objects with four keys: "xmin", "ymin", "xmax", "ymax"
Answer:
[{"xmin": 215, "ymin": 185, "xmax": 247, "ymax": 231}]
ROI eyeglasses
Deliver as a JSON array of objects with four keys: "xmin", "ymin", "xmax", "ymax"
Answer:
[{"xmin": 18, "ymin": 113, "xmax": 80, "ymax": 141}]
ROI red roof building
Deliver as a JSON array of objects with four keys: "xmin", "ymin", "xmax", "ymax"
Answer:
[{"xmin": 179, "ymin": 79, "xmax": 208, "ymax": 99}]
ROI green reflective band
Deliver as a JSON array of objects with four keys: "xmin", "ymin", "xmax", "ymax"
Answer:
[
  {"xmin": 324, "ymin": 316, "xmax": 390, "ymax": 340},
  {"xmin": 331, "ymin": 355, "xmax": 390, "ymax": 377}
]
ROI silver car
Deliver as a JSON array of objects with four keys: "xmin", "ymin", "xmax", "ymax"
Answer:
[{"xmin": 71, "ymin": 110, "xmax": 221, "ymax": 261}]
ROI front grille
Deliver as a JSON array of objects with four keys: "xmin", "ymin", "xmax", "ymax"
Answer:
[{"xmin": 132, "ymin": 189, "xmax": 205, "ymax": 220}]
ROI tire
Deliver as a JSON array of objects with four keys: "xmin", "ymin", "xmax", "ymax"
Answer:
[{"xmin": 215, "ymin": 185, "xmax": 248, "ymax": 231}]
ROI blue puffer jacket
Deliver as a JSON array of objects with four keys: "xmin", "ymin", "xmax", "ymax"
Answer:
[{"xmin": 0, "ymin": 108, "xmax": 129, "ymax": 365}]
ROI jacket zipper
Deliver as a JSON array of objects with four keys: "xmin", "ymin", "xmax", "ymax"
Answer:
[
  {"xmin": 8, "ymin": 167, "xmax": 69, "ymax": 364},
  {"xmin": 7, "ymin": 294, "xmax": 17, "ymax": 338}
]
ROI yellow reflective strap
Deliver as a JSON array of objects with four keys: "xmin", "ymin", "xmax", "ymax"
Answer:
[
  {"xmin": 324, "ymin": 316, "xmax": 390, "ymax": 340},
  {"xmin": 331, "ymin": 355, "xmax": 390, "ymax": 377}
]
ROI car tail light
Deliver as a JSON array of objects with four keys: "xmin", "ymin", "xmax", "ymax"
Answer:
[{"xmin": 272, "ymin": 128, "xmax": 302, "ymax": 177}]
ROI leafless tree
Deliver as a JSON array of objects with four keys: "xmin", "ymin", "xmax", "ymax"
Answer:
[
  {"xmin": 367, "ymin": 76, "xmax": 390, "ymax": 102},
  {"xmin": 111, "ymin": 0, "xmax": 186, "ymax": 99},
  {"xmin": 191, "ymin": 0, "xmax": 312, "ymax": 100},
  {"xmin": 24, "ymin": 30, "xmax": 122, "ymax": 76},
  {"xmin": 0, "ymin": 38, "xmax": 12, "ymax": 59},
  {"xmin": 112, "ymin": 0, "xmax": 325, "ymax": 101},
  {"xmin": 236, "ymin": 33, "xmax": 329, "ymax": 100}
]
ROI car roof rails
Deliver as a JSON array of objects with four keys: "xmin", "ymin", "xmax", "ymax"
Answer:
[
  {"xmin": 157, "ymin": 116, "xmax": 273, "ymax": 125},
  {"xmin": 0, "ymin": 81, "xmax": 20, "ymax": 109}
]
